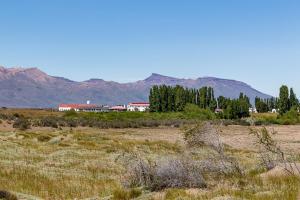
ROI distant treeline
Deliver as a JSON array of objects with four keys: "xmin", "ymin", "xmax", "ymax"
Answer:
[
  {"xmin": 149, "ymin": 85, "xmax": 300, "ymax": 118},
  {"xmin": 149, "ymin": 85, "xmax": 216, "ymax": 112},
  {"xmin": 255, "ymin": 86, "xmax": 299, "ymax": 114},
  {"xmin": 149, "ymin": 85, "xmax": 251, "ymax": 119}
]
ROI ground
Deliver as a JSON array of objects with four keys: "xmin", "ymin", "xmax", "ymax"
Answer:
[{"xmin": 0, "ymin": 120, "xmax": 300, "ymax": 199}]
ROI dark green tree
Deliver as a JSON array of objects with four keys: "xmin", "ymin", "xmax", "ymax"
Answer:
[
  {"xmin": 174, "ymin": 85, "xmax": 186, "ymax": 111},
  {"xmin": 167, "ymin": 86, "xmax": 175, "ymax": 111},
  {"xmin": 289, "ymin": 88, "xmax": 299, "ymax": 109},
  {"xmin": 278, "ymin": 85, "xmax": 290, "ymax": 115},
  {"xmin": 199, "ymin": 87, "xmax": 207, "ymax": 109},
  {"xmin": 255, "ymin": 97, "xmax": 269, "ymax": 113},
  {"xmin": 149, "ymin": 86, "xmax": 160, "ymax": 112}
]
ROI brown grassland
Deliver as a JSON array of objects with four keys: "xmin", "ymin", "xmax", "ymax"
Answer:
[{"xmin": 0, "ymin": 109, "xmax": 300, "ymax": 199}]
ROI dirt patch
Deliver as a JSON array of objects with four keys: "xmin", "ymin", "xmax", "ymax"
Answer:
[{"xmin": 220, "ymin": 125, "xmax": 300, "ymax": 152}]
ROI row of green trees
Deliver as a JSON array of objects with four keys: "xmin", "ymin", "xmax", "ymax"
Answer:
[
  {"xmin": 149, "ymin": 85, "xmax": 251, "ymax": 119},
  {"xmin": 220, "ymin": 93, "xmax": 251, "ymax": 119},
  {"xmin": 255, "ymin": 86, "xmax": 299, "ymax": 115},
  {"xmin": 149, "ymin": 84, "xmax": 299, "ymax": 118},
  {"xmin": 149, "ymin": 85, "xmax": 217, "ymax": 112}
]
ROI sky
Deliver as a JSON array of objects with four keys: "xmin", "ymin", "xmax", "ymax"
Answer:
[{"xmin": 0, "ymin": 0, "xmax": 299, "ymax": 96}]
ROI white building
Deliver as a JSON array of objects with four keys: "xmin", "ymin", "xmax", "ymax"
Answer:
[
  {"xmin": 109, "ymin": 105, "xmax": 127, "ymax": 112},
  {"xmin": 127, "ymin": 102, "xmax": 150, "ymax": 112},
  {"xmin": 249, "ymin": 107, "xmax": 258, "ymax": 113}
]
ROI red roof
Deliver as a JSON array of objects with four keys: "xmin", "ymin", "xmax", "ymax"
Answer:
[
  {"xmin": 59, "ymin": 104, "xmax": 97, "ymax": 109},
  {"xmin": 128, "ymin": 102, "xmax": 150, "ymax": 106}
]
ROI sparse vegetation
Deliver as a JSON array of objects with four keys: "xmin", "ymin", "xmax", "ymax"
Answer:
[{"xmin": 0, "ymin": 109, "xmax": 299, "ymax": 199}]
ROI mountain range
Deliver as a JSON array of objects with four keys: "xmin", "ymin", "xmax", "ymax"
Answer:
[{"xmin": 0, "ymin": 66, "xmax": 271, "ymax": 108}]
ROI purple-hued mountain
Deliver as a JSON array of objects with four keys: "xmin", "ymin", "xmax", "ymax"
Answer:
[{"xmin": 0, "ymin": 67, "xmax": 271, "ymax": 108}]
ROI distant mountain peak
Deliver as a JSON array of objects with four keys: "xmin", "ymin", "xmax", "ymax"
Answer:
[
  {"xmin": 0, "ymin": 66, "xmax": 51, "ymax": 82},
  {"xmin": 144, "ymin": 73, "xmax": 179, "ymax": 82}
]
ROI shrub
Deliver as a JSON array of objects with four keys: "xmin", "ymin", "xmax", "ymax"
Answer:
[
  {"xmin": 39, "ymin": 117, "xmax": 59, "ymax": 128},
  {"xmin": 128, "ymin": 188, "xmax": 142, "ymax": 199},
  {"xmin": 13, "ymin": 113, "xmax": 21, "ymax": 118},
  {"xmin": 183, "ymin": 122, "xmax": 244, "ymax": 176},
  {"xmin": 0, "ymin": 113, "xmax": 16, "ymax": 121},
  {"xmin": 184, "ymin": 104, "xmax": 215, "ymax": 120},
  {"xmin": 65, "ymin": 119, "xmax": 78, "ymax": 127},
  {"xmin": 13, "ymin": 118, "xmax": 31, "ymax": 130},
  {"xmin": 112, "ymin": 188, "xmax": 129, "ymax": 200},
  {"xmin": 63, "ymin": 109, "xmax": 78, "ymax": 117},
  {"xmin": 278, "ymin": 110, "xmax": 299, "ymax": 125},
  {"xmin": 250, "ymin": 127, "xmax": 300, "ymax": 174},
  {"xmin": 126, "ymin": 157, "xmax": 206, "ymax": 191},
  {"xmin": 184, "ymin": 122, "xmax": 222, "ymax": 149},
  {"xmin": 0, "ymin": 190, "xmax": 18, "ymax": 200}
]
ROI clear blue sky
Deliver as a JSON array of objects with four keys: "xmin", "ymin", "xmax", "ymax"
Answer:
[{"xmin": 0, "ymin": 0, "xmax": 299, "ymax": 96}]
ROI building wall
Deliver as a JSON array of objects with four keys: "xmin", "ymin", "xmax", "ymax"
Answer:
[
  {"xmin": 127, "ymin": 105, "xmax": 149, "ymax": 112},
  {"xmin": 59, "ymin": 107, "xmax": 71, "ymax": 111}
]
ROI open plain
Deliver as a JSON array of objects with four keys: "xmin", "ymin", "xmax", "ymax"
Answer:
[{"xmin": 0, "ymin": 118, "xmax": 300, "ymax": 199}]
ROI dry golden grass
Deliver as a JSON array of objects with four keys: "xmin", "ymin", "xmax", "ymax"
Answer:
[
  {"xmin": 0, "ymin": 120, "xmax": 299, "ymax": 199},
  {"xmin": 0, "ymin": 108, "xmax": 63, "ymax": 118}
]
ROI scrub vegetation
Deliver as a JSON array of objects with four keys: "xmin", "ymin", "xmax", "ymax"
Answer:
[{"xmin": 0, "ymin": 111, "xmax": 299, "ymax": 199}]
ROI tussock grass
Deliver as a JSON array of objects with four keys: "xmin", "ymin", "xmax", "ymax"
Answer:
[
  {"xmin": 0, "ymin": 123, "xmax": 298, "ymax": 199},
  {"xmin": 112, "ymin": 188, "xmax": 142, "ymax": 200}
]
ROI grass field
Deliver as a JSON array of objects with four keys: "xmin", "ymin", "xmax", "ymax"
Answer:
[{"xmin": 0, "ymin": 112, "xmax": 300, "ymax": 200}]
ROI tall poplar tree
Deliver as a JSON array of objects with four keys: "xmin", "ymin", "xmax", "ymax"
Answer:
[
  {"xmin": 278, "ymin": 85, "xmax": 290, "ymax": 115},
  {"xmin": 289, "ymin": 88, "xmax": 299, "ymax": 109}
]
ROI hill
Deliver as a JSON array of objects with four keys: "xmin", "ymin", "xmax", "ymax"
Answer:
[{"xmin": 0, "ymin": 66, "xmax": 271, "ymax": 108}]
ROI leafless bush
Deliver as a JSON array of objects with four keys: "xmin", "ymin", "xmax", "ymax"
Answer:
[
  {"xmin": 198, "ymin": 154, "xmax": 243, "ymax": 177},
  {"xmin": 126, "ymin": 158, "xmax": 155, "ymax": 188},
  {"xmin": 125, "ymin": 157, "xmax": 206, "ymax": 191},
  {"xmin": 184, "ymin": 122, "xmax": 223, "ymax": 151},
  {"xmin": 121, "ymin": 122, "xmax": 244, "ymax": 191},
  {"xmin": 154, "ymin": 158, "xmax": 206, "ymax": 190},
  {"xmin": 250, "ymin": 127, "xmax": 300, "ymax": 175},
  {"xmin": 184, "ymin": 122, "xmax": 244, "ymax": 176}
]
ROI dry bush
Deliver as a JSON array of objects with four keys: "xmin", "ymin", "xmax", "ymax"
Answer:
[
  {"xmin": 39, "ymin": 117, "xmax": 59, "ymax": 128},
  {"xmin": 153, "ymin": 158, "xmax": 206, "ymax": 190},
  {"xmin": 184, "ymin": 122, "xmax": 223, "ymax": 151},
  {"xmin": 250, "ymin": 127, "xmax": 300, "ymax": 175},
  {"xmin": 0, "ymin": 190, "xmax": 18, "ymax": 200},
  {"xmin": 125, "ymin": 157, "xmax": 206, "ymax": 191},
  {"xmin": 121, "ymin": 122, "xmax": 243, "ymax": 192},
  {"xmin": 184, "ymin": 122, "xmax": 243, "ymax": 176},
  {"xmin": 12, "ymin": 118, "xmax": 31, "ymax": 130}
]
